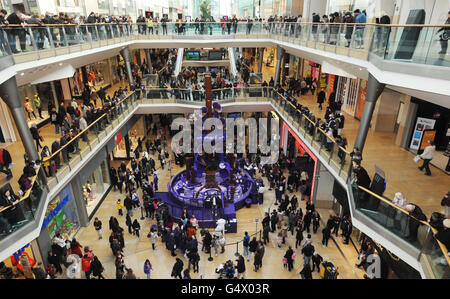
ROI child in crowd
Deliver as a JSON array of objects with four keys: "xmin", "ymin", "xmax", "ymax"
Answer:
[{"xmin": 117, "ymin": 199, "xmax": 124, "ymax": 216}]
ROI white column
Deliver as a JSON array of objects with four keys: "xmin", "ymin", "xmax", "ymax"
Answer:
[{"xmin": 0, "ymin": 99, "xmax": 17, "ymax": 142}]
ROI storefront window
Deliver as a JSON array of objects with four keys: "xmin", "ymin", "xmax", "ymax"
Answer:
[
  {"xmin": 42, "ymin": 185, "xmax": 79, "ymax": 240},
  {"xmin": 82, "ymin": 160, "xmax": 110, "ymax": 216},
  {"xmin": 1, "ymin": 241, "xmax": 39, "ymax": 279}
]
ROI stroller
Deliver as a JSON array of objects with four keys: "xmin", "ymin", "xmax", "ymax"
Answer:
[{"xmin": 320, "ymin": 261, "xmax": 338, "ymax": 279}]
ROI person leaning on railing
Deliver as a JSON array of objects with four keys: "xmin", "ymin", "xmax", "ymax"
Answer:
[{"xmin": 437, "ymin": 11, "xmax": 450, "ymax": 55}]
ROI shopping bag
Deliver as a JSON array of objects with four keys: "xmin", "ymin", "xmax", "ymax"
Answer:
[{"xmin": 413, "ymin": 155, "xmax": 421, "ymax": 163}]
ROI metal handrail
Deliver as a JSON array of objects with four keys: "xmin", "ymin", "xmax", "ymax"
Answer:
[
  {"xmin": 273, "ymin": 90, "xmax": 351, "ymax": 155},
  {"xmin": 2, "ymin": 22, "xmax": 449, "ymax": 28},
  {"xmin": 0, "ymin": 168, "xmax": 40, "ymax": 213},
  {"xmin": 42, "ymin": 91, "xmax": 135, "ymax": 163},
  {"xmin": 357, "ymin": 185, "xmax": 450, "ymax": 266}
]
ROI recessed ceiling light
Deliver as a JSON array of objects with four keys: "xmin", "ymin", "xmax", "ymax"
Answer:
[
  {"xmin": 20, "ymin": 73, "xmax": 24, "ymax": 76},
  {"xmin": 59, "ymin": 63, "xmax": 63, "ymax": 66}
]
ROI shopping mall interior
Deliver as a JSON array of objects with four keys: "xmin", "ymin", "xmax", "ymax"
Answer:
[{"xmin": 0, "ymin": 0, "xmax": 449, "ymax": 281}]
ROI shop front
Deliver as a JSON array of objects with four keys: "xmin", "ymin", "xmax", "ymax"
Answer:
[
  {"xmin": 70, "ymin": 58, "xmax": 117, "ymax": 99},
  {"xmin": 0, "ymin": 240, "xmax": 41, "ymax": 279},
  {"xmin": 42, "ymin": 185, "xmax": 80, "ymax": 241},
  {"xmin": 80, "ymin": 158, "xmax": 111, "ymax": 217},
  {"xmin": 408, "ymin": 98, "xmax": 450, "ymax": 172},
  {"xmin": 281, "ymin": 121, "xmax": 318, "ymax": 202}
]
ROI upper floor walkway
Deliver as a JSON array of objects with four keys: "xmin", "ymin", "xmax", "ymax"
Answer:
[{"xmin": 1, "ymin": 22, "xmax": 449, "ymax": 105}]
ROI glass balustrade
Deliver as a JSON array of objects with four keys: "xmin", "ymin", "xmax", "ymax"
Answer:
[
  {"xmin": 0, "ymin": 168, "xmax": 47, "ymax": 242},
  {"xmin": 348, "ymin": 183, "xmax": 449, "ymax": 278},
  {"xmin": 42, "ymin": 92, "xmax": 138, "ymax": 190},
  {"xmin": 2, "ymin": 23, "xmax": 448, "ymax": 68}
]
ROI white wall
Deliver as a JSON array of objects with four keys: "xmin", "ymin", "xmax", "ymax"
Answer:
[
  {"xmin": 37, "ymin": 0, "xmax": 57, "ymax": 15},
  {"xmin": 398, "ymin": 0, "xmax": 450, "ymax": 24},
  {"xmin": 303, "ymin": 0, "xmax": 327, "ymax": 21}
]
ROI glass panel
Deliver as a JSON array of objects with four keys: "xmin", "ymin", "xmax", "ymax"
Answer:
[{"xmin": 351, "ymin": 184, "xmax": 424, "ymax": 250}]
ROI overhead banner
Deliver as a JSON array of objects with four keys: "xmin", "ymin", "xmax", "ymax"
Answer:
[
  {"xmin": 327, "ymin": 74, "xmax": 335, "ymax": 96},
  {"xmin": 410, "ymin": 117, "xmax": 436, "ymax": 150}
]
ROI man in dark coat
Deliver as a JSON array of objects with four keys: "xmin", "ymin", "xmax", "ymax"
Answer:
[
  {"xmin": 171, "ymin": 258, "xmax": 184, "ymax": 279},
  {"xmin": 317, "ymin": 88, "xmax": 326, "ymax": 110}
]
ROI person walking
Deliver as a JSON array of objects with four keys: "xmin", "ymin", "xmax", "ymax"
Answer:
[
  {"xmin": 284, "ymin": 246, "xmax": 295, "ymax": 272},
  {"xmin": 302, "ymin": 242, "xmax": 315, "ymax": 266},
  {"xmin": 132, "ymin": 219, "xmax": 141, "ymax": 237},
  {"xmin": 30, "ymin": 124, "xmax": 43, "ymax": 150},
  {"xmin": 143, "ymin": 259, "xmax": 153, "ymax": 279},
  {"xmin": 149, "ymin": 228, "xmax": 158, "ymax": 250},
  {"xmin": 93, "ymin": 217, "xmax": 102, "ymax": 240},
  {"xmin": 418, "ymin": 140, "xmax": 436, "ymax": 176},
  {"xmin": 125, "ymin": 214, "xmax": 133, "ymax": 234}
]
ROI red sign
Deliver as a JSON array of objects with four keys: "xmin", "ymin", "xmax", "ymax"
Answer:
[{"xmin": 327, "ymin": 74, "xmax": 335, "ymax": 96}]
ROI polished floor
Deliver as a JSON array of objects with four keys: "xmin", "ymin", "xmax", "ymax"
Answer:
[{"xmin": 72, "ymin": 128, "xmax": 365, "ymax": 279}]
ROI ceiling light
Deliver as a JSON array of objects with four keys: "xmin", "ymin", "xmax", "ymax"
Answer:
[
  {"xmin": 59, "ymin": 63, "xmax": 63, "ymax": 66},
  {"xmin": 20, "ymin": 73, "xmax": 24, "ymax": 76}
]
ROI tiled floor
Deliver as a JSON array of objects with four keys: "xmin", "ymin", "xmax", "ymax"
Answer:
[{"xmin": 73, "ymin": 127, "xmax": 365, "ymax": 279}]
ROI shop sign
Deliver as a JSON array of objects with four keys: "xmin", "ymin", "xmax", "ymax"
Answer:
[
  {"xmin": 12, "ymin": 243, "xmax": 31, "ymax": 260},
  {"xmin": 41, "ymin": 195, "xmax": 70, "ymax": 230}
]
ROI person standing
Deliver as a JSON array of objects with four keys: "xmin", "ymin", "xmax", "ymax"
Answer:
[
  {"xmin": 418, "ymin": 140, "xmax": 436, "ymax": 176},
  {"xmin": 242, "ymin": 231, "xmax": 250, "ymax": 261},
  {"xmin": 0, "ymin": 148, "xmax": 13, "ymax": 179},
  {"xmin": 302, "ymin": 242, "xmax": 315, "ymax": 266},
  {"xmin": 93, "ymin": 217, "xmax": 102, "ymax": 240},
  {"xmin": 143, "ymin": 259, "xmax": 153, "ymax": 279},
  {"xmin": 295, "ymin": 225, "xmax": 304, "ymax": 249},
  {"xmin": 90, "ymin": 256, "xmax": 105, "ymax": 279},
  {"xmin": 171, "ymin": 258, "xmax": 184, "ymax": 279},
  {"xmin": 322, "ymin": 225, "xmax": 331, "ymax": 247},
  {"xmin": 235, "ymin": 255, "xmax": 246, "ymax": 279},
  {"xmin": 81, "ymin": 253, "xmax": 92, "ymax": 279},
  {"xmin": 317, "ymin": 88, "xmax": 325, "ymax": 110},
  {"xmin": 311, "ymin": 252, "xmax": 323, "ymax": 273},
  {"xmin": 437, "ymin": 12, "xmax": 450, "ymax": 55}
]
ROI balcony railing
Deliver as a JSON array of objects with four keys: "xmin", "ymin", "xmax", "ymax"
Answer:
[
  {"xmin": 0, "ymin": 168, "xmax": 47, "ymax": 242},
  {"xmin": 1, "ymin": 22, "xmax": 449, "ymax": 68},
  {"xmin": 41, "ymin": 90, "xmax": 138, "ymax": 190},
  {"xmin": 351, "ymin": 184, "xmax": 450, "ymax": 279}
]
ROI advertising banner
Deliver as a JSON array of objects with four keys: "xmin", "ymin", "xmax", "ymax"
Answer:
[{"xmin": 410, "ymin": 118, "xmax": 436, "ymax": 150}]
